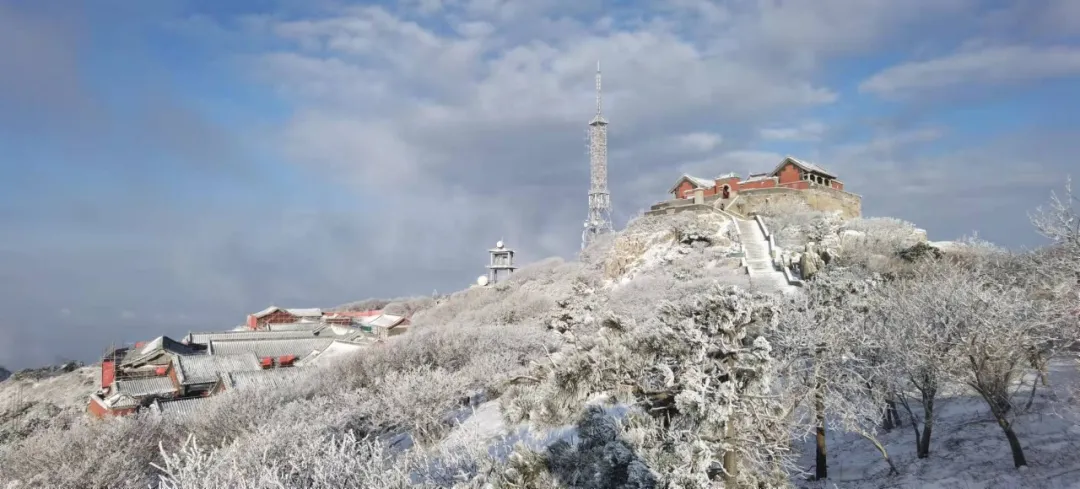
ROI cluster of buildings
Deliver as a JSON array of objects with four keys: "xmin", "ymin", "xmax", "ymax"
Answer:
[
  {"xmin": 87, "ymin": 306, "xmax": 409, "ymax": 418},
  {"xmin": 648, "ymin": 156, "xmax": 862, "ymax": 219}
]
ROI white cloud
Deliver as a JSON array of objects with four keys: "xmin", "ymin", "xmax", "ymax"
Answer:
[
  {"xmin": 860, "ymin": 45, "xmax": 1080, "ymax": 97},
  {"xmin": 673, "ymin": 132, "xmax": 723, "ymax": 152},
  {"xmin": 5, "ymin": 0, "xmax": 1077, "ymax": 368},
  {"xmin": 759, "ymin": 121, "xmax": 826, "ymax": 142}
]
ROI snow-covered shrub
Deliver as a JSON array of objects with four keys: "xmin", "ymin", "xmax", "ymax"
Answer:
[
  {"xmin": 155, "ymin": 422, "xmax": 485, "ymax": 488},
  {"xmin": 336, "ymin": 297, "xmax": 393, "ymax": 312},
  {"xmin": 498, "ymin": 283, "xmax": 791, "ymax": 488},
  {"xmin": 756, "ymin": 199, "xmax": 836, "ymax": 249},
  {"xmin": 667, "ymin": 211, "xmax": 719, "ymax": 245},
  {"xmin": 579, "ymin": 232, "xmax": 618, "ymax": 269},
  {"xmin": 835, "ymin": 217, "xmax": 922, "ymax": 271},
  {"xmin": 382, "ymin": 296, "xmax": 437, "ymax": 316},
  {"xmin": 410, "ymin": 257, "xmax": 588, "ymax": 332},
  {"xmin": 486, "ymin": 406, "xmax": 657, "ymax": 489},
  {"xmin": 0, "ymin": 414, "xmax": 166, "ymax": 489}
]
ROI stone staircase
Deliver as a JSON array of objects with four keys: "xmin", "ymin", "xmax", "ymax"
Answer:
[{"xmin": 734, "ymin": 218, "xmax": 798, "ymax": 295}]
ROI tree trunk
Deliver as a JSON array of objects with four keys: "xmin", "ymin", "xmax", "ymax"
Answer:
[
  {"xmin": 882, "ymin": 398, "xmax": 901, "ymax": 431},
  {"xmin": 917, "ymin": 395, "xmax": 934, "ymax": 459},
  {"xmin": 814, "ymin": 361, "xmax": 827, "ymax": 480},
  {"xmin": 1025, "ymin": 377, "xmax": 1039, "ymax": 411},
  {"xmin": 858, "ymin": 432, "xmax": 899, "ymax": 476},
  {"xmin": 723, "ymin": 419, "xmax": 738, "ymax": 485},
  {"xmin": 997, "ymin": 417, "xmax": 1028, "ymax": 468}
]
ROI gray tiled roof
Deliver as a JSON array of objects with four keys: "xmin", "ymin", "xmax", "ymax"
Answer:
[
  {"xmin": 119, "ymin": 336, "xmax": 202, "ymax": 367},
  {"xmin": 185, "ymin": 330, "xmax": 320, "ymax": 345},
  {"xmin": 297, "ymin": 340, "xmax": 370, "ymax": 367},
  {"xmin": 100, "ymin": 392, "xmax": 139, "ymax": 409},
  {"xmin": 114, "ymin": 376, "xmax": 177, "ymax": 397},
  {"xmin": 175, "ymin": 353, "xmax": 262, "ymax": 386},
  {"xmin": 226, "ymin": 368, "xmax": 310, "ymax": 390},
  {"xmin": 209, "ymin": 338, "xmax": 336, "ymax": 359},
  {"xmin": 784, "ymin": 156, "xmax": 836, "ymax": 178},
  {"xmin": 155, "ymin": 397, "xmax": 211, "ymax": 418},
  {"xmin": 266, "ymin": 323, "xmax": 327, "ymax": 332}
]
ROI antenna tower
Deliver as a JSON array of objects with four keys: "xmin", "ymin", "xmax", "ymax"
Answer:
[{"xmin": 581, "ymin": 60, "xmax": 613, "ymax": 250}]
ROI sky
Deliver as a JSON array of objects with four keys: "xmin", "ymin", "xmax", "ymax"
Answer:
[{"xmin": 1, "ymin": 0, "xmax": 1079, "ymax": 369}]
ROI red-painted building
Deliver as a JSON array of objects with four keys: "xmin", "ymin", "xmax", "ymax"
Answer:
[
  {"xmin": 669, "ymin": 156, "xmax": 845, "ymax": 200},
  {"xmin": 246, "ymin": 306, "xmax": 323, "ymax": 330}
]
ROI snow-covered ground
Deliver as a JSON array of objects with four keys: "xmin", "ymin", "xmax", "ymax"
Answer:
[
  {"xmin": 434, "ymin": 356, "xmax": 1080, "ymax": 488},
  {"xmin": 795, "ymin": 357, "xmax": 1080, "ymax": 489}
]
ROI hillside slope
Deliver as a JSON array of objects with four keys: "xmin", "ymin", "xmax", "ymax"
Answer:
[{"xmin": 1, "ymin": 207, "xmax": 1077, "ymax": 489}]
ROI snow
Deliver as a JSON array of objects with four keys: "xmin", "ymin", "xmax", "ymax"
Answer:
[
  {"xmin": 794, "ymin": 356, "xmax": 1080, "ymax": 488},
  {"xmin": 613, "ymin": 215, "xmax": 740, "ymax": 286},
  {"xmin": 428, "ymin": 357, "xmax": 1080, "ymax": 488}
]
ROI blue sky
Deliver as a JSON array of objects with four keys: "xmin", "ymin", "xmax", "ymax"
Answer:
[{"xmin": 1, "ymin": 0, "xmax": 1079, "ymax": 368}]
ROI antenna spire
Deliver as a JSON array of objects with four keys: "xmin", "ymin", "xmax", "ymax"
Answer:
[
  {"xmin": 595, "ymin": 60, "xmax": 602, "ymax": 116},
  {"xmin": 582, "ymin": 60, "xmax": 613, "ymax": 250}
]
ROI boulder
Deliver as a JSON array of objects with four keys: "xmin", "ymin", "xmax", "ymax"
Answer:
[{"xmin": 800, "ymin": 243, "xmax": 825, "ymax": 280}]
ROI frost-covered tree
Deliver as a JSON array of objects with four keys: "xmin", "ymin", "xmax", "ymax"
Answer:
[
  {"xmin": 1029, "ymin": 179, "xmax": 1080, "ymax": 336},
  {"xmin": 873, "ymin": 260, "xmax": 968, "ymax": 460},
  {"xmin": 499, "ymin": 283, "xmax": 792, "ymax": 488},
  {"xmin": 775, "ymin": 267, "xmax": 900, "ymax": 479}
]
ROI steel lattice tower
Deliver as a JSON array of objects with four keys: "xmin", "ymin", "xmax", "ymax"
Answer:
[{"xmin": 582, "ymin": 61, "xmax": 613, "ymax": 250}]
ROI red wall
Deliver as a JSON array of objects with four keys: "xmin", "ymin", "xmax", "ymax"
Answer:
[
  {"xmin": 831, "ymin": 181, "xmax": 844, "ymax": 190},
  {"xmin": 250, "ymin": 310, "xmax": 299, "ymax": 329},
  {"xmin": 675, "ymin": 180, "xmax": 718, "ymax": 199},
  {"xmin": 737, "ymin": 179, "xmax": 776, "ymax": 190},
  {"xmin": 101, "ymin": 360, "xmax": 115, "ymax": 389},
  {"xmin": 86, "ymin": 397, "xmax": 137, "ymax": 419},
  {"xmin": 776, "ymin": 163, "xmax": 802, "ymax": 185},
  {"xmin": 167, "ymin": 363, "xmax": 181, "ymax": 391},
  {"xmin": 262, "ymin": 310, "xmax": 298, "ymax": 325},
  {"xmin": 675, "ymin": 181, "xmax": 692, "ymax": 199}
]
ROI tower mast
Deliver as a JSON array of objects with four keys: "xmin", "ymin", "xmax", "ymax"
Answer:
[{"xmin": 582, "ymin": 61, "xmax": 613, "ymax": 250}]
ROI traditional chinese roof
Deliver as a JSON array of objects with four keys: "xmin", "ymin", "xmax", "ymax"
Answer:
[
  {"xmin": 99, "ymin": 392, "xmax": 139, "ymax": 410},
  {"xmin": 251, "ymin": 306, "xmax": 323, "ymax": 319},
  {"xmin": 184, "ymin": 329, "xmax": 321, "ymax": 345},
  {"xmin": 359, "ymin": 313, "xmax": 408, "ymax": 330},
  {"xmin": 174, "ymin": 353, "xmax": 262, "ymax": 386},
  {"xmin": 225, "ymin": 368, "xmax": 310, "ymax": 390},
  {"xmin": 668, "ymin": 174, "xmax": 716, "ymax": 193},
  {"xmin": 114, "ymin": 376, "xmax": 177, "ymax": 398},
  {"xmin": 296, "ymin": 340, "xmax": 369, "ymax": 368},
  {"xmin": 769, "ymin": 156, "xmax": 836, "ymax": 178},
  {"xmin": 743, "ymin": 173, "xmax": 775, "ymax": 183},
  {"xmin": 152, "ymin": 397, "xmax": 211, "ymax": 418},
  {"xmin": 208, "ymin": 338, "xmax": 337, "ymax": 359},
  {"xmin": 118, "ymin": 336, "xmax": 203, "ymax": 368}
]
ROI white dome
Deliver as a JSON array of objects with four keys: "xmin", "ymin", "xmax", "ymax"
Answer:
[
  {"xmin": 476, "ymin": 275, "xmax": 489, "ymax": 286},
  {"xmin": 496, "ymin": 240, "xmax": 504, "ymax": 249}
]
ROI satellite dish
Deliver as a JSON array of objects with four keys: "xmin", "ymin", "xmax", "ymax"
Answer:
[
  {"xmin": 477, "ymin": 275, "xmax": 489, "ymax": 286},
  {"xmin": 496, "ymin": 240, "xmax": 504, "ymax": 249}
]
